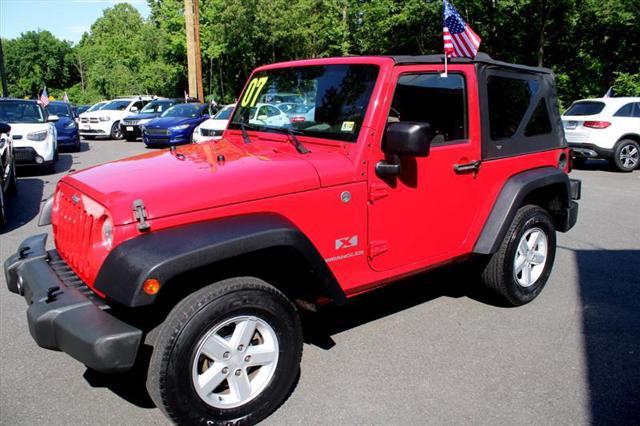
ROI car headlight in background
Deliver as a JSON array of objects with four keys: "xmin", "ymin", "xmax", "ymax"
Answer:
[
  {"xmin": 170, "ymin": 124, "xmax": 190, "ymax": 131},
  {"xmin": 101, "ymin": 216, "xmax": 113, "ymax": 249},
  {"xmin": 99, "ymin": 116, "xmax": 111, "ymax": 122},
  {"xmin": 64, "ymin": 121, "xmax": 77, "ymax": 129},
  {"xmin": 26, "ymin": 130, "xmax": 48, "ymax": 141},
  {"xmin": 138, "ymin": 119, "xmax": 151, "ymax": 125}
]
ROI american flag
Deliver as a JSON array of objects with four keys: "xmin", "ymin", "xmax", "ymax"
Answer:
[
  {"xmin": 443, "ymin": 0, "xmax": 481, "ymax": 58},
  {"xmin": 39, "ymin": 86, "xmax": 50, "ymax": 107}
]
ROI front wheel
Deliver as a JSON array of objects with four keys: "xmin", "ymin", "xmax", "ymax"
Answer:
[
  {"xmin": 481, "ymin": 205, "xmax": 556, "ymax": 306},
  {"xmin": 613, "ymin": 139, "xmax": 639, "ymax": 172},
  {"xmin": 147, "ymin": 277, "xmax": 302, "ymax": 425},
  {"xmin": 110, "ymin": 122, "xmax": 123, "ymax": 140}
]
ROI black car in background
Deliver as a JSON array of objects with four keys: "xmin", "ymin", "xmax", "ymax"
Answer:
[
  {"xmin": 120, "ymin": 98, "xmax": 185, "ymax": 141},
  {"xmin": 0, "ymin": 121, "xmax": 17, "ymax": 228}
]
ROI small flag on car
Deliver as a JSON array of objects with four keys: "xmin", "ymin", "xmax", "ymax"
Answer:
[
  {"xmin": 39, "ymin": 86, "xmax": 50, "ymax": 107},
  {"xmin": 63, "ymin": 91, "xmax": 69, "ymax": 103},
  {"xmin": 184, "ymin": 90, "xmax": 189, "ymax": 102},
  {"xmin": 443, "ymin": 0, "xmax": 481, "ymax": 58}
]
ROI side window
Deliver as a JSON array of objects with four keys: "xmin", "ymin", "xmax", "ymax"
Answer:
[
  {"xmin": 267, "ymin": 106, "xmax": 280, "ymax": 117},
  {"xmin": 487, "ymin": 76, "xmax": 538, "ymax": 139},
  {"xmin": 525, "ymin": 99, "xmax": 552, "ymax": 136},
  {"xmin": 132, "ymin": 101, "xmax": 144, "ymax": 111},
  {"xmin": 634, "ymin": 103, "xmax": 640, "ymax": 118},
  {"xmin": 389, "ymin": 73, "xmax": 467, "ymax": 143},
  {"xmin": 613, "ymin": 103, "xmax": 634, "ymax": 117}
]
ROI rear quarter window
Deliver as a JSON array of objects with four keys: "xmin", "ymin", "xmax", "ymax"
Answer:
[{"xmin": 565, "ymin": 101, "xmax": 605, "ymax": 116}]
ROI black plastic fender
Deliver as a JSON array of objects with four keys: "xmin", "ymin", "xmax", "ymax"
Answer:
[
  {"xmin": 93, "ymin": 213, "xmax": 346, "ymax": 307},
  {"xmin": 473, "ymin": 167, "xmax": 571, "ymax": 255}
]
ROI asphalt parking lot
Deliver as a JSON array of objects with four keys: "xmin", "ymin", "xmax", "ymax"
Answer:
[{"xmin": 1, "ymin": 139, "xmax": 639, "ymax": 425}]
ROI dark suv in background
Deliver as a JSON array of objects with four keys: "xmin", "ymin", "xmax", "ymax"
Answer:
[{"xmin": 120, "ymin": 98, "xmax": 185, "ymax": 141}]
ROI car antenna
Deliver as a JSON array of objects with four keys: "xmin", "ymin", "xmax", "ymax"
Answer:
[{"xmin": 239, "ymin": 123, "xmax": 251, "ymax": 144}]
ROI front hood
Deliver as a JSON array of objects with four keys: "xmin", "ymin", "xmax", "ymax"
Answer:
[
  {"xmin": 62, "ymin": 139, "xmax": 321, "ymax": 225},
  {"xmin": 54, "ymin": 116, "xmax": 75, "ymax": 131},
  {"xmin": 126, "ymin": 113, "xmax": 159, "ymax": 120},
  {"xmin": 6, "ymin": 122, "xmax": 50, "ymax": 137},
  {"xmin": 147, "ymin": 117, "xmax": 195, "ymax": 128},
  {"xmin": 199, "ymin": 119, "xmax": 228, "ymax": 131}
]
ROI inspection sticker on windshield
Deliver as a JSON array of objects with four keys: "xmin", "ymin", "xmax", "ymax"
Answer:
[{"xmin": 341, "ymin": 121, "xmax": 355, "ymax": 132}]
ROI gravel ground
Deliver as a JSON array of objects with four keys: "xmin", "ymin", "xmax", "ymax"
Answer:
[{"xmin": 1, "ymin": 139, "xmax": 638, "ymax": 425}]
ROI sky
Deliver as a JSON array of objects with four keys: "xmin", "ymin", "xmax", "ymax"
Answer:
[{"xmin": 0, "ymin": 0, "xmax": 150, "ymax": 43}]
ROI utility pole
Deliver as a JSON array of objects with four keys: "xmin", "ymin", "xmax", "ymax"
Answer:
[
  {"xmin": 0, "ymin": 38, "xmax": 8, "ymax": 97},
  {"xmin": 184, "ymin": 0, "xmax": 204, "ymax": 102}
]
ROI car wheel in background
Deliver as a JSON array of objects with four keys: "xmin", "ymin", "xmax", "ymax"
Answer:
[
  {"xmin": 613, "ymin": 139, "xmax": 640, "ymax": 172},
  {"xmin": 110, "ymin": 122, "xmax": 123, "ymax": 140},
  {"xmin": 7, "ymin": 158, "xmax": 18, "ymax": 196}
]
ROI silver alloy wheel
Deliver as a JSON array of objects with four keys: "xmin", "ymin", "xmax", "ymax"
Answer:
[
  {"xmin": 619, "ymin": 144, "xmax": 639, "ymax": 169},
  {"xmin": 513, "ymin": 227, "xmax": 548, "ymax": 287},
  {"xmin": 192, "ymin": 315, "xmax": 279, "ymax": 409}
]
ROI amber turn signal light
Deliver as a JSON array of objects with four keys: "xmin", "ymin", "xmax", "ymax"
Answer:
[{"xmin": 143, "ymin": 278, "xmax": 161, "ymax": 295}]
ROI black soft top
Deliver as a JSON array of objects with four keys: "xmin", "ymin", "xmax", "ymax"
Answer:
[{"xmin": 389, "ymin": 52, "xmax": 552, "ymax": 75}]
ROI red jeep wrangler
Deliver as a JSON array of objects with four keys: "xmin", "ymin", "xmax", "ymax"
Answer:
[{"xmin": 5, "ymin": 54, "xmax": 580, "ymax": 425}]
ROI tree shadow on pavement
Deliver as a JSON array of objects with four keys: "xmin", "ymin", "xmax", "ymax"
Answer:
[
  {"xmin": 572, "ymin": 249, "xmax": 640, "ymax": 423},
  {"xmin": 1, "ymin": 178, "xmax": 44, "ymax": 234}
]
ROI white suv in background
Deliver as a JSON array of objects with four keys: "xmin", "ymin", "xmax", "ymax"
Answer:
[
  {"xmin": 0, "ymin": 99, "xmax": 59, "ymax": 172},
  {"xmin": 193, "ymin": 103, "xmax": 235, "ymax": 143},
  {"xmin": 562, "ymin": 97, "xmax": 640, "ymax": 172},
  {"xmin": 79, "ymin": 97, "xmax": 153, "ymax": 140}
]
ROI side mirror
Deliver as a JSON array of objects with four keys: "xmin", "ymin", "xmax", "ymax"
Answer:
[
  {"xmin": 130, "ymin": 106, "xmax": 139, "ymax": 112},
  {"xmin": 47, "ymin": 115, "xmax": 59, "ymax": 122},
  {"xmin": 376, "ymin": 122, "xmax": 432, "ymax": 178},
  {"xmin": 0, "ymin": 122, "xmax": 11, "ymax": 134}
]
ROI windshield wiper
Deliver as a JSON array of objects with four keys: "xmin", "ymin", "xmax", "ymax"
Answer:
[
  {"xmin": 239, "ymin": 123, "xmax": 252, "ymax": 144},
  {"xmin": 284, "ymin": 127, "xmax": 310, "ymax": 154}
]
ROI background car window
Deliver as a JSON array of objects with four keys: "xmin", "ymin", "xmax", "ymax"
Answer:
[
  {"xmin": 102, "ymin": 100, "xmax": 130, "ymax": 111},
  {"xmin": 390, "ymin": 73, "xmax": 467, "ymax": 142},
  {"xmin": 132, "ymin": 101, "xmax": 144, "ymax": 111},
  {"xmin": 634, "ymin": 103, "xmax": 640, "ymax": 118},
  {"xmin": 487, "ymin": 76, "xmax": 538, "ymax": 139},
  {"xmin": 564, "ymin": 101, "xmax": 605, "ymax": 116},
  {"xmin": 46, "ymin": 103, "xmax": 72, "ymax": 117},
  {"xmin": 266, "ymin": 106, "xmax": 280, "ymax": 117},
  {"xmin": 161, "ymin": 103, "xmax": 202, "ymax": 118},
  {"xmin": 214, "ymin": 107, "xmax": 233, "ymax": 120},
  {"xmin": 0, "ymin": 101, "xmax": 45, "ymax": 123}
]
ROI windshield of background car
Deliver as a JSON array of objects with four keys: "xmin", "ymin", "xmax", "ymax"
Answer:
[
  {"xmin": 161, "ymin": 103, "xmax": 203, "ymax": 118},
  {"xmin": 87, "ymin": 102, "xmax": 107, "ymax": 112},
  {"xmin": 214, "ymin": 107, "xmax": 233, "ymax": 120},
  {"xmin": 564, "ymin": 101, "xmax": 605, "ymax": 116},
  {"xmin": 47, "ymin": 103, "xmax": 72, "ymax": 117},
  {"xmin": 102, "ymin": 100, "xmax": 131, "ymax": 111},
  {"xmin": 0, "ymin": 101, "xmax": 45, "ymax": 123},
  {"xmin": 141, "ymin": 100, "xmax": 176, "ymax": 113},
  {"xmin": 229, "ymin": 64, "xmax": 379, "ymax": 142}
]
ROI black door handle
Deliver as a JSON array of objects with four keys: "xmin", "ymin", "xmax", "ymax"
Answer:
[{"xmin": 453, "ymin": 160, "xmax": 481, "ymax": 174}]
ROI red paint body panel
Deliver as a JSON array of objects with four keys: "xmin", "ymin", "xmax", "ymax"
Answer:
[{"xmin": 51, "ymin": 56, "xmax": 569, "ymax": 299}]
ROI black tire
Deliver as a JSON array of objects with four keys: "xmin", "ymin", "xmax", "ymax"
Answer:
[
  {"xmin": 6, "ymin": 158, "xmax": 17, "ymax": 196},
  {"xmin": 110, "ymin": 122, "xmax": 123, "ymax": 140},
  {"xmin": 71, "ymin": 138, "xmax": 81, "ymax": 152},
  {"xmin": 147, "ymin": 277, "xmax": 302, "ymax": 425},
  {"xmin": 481, "ymin": 205, "xmax": 557, "ymax": 306},
  {"xmin": 612, "ymin": 139, "xmax": 640, "ymax": 172},
  {"xmin": 0, "ymin": 189, "xmax": 6, "ymax": 229}
]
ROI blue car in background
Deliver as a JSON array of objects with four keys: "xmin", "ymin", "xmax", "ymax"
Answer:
[
  {"xmin": 121, "ymin": 98, "xmax": 185, "ymax": 141},
  {"xmin": 143, "ymin": 103, "xmax": 209, "ymax": 147},
  {"xmin": 46, "ymin": 101, "xmax": 80, "ymax": 152}
]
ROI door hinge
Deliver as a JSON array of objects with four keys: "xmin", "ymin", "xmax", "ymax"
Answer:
[
  {"xmin": 368, "ymin": 240, "xmax": 388, "ymax": 259},
  {"xmin": 368, "ymin": 183, "xmax": 389, "ymax": 202},
  {"xmin": 132, "ymin": 199, "xmax": 151, "ymax": 232}
]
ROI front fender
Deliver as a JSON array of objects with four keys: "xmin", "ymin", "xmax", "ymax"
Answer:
[{"xmin": 93, "ymin": 213, "xmax": 345, "ymax": 307}]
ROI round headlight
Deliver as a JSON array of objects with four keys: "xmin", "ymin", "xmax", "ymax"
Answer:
[{"xmin": 101, "ymin": 217, "xmax": 113, "ymax": 249}]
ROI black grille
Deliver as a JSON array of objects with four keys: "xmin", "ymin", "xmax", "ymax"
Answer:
[
  {"xmin": 80, "ymin": 129, "xmax": 106, "ymax": 134},
  {"xmin": 48, "ymin": 250, "xmax": 107, "ymax": 309},
  {"xmin": 145, "ymin": 128, "xmax": 168, "ymax": 136},
  {"xmin": 14, "ymin": 147, "xmax": 37, "ymax": 163},
  {"xmin": 122, "ymin": 120, "xmax": 139, "ymax": 126},
  {"xmin": 147, "ymin": 138, "xmax": 169, "ymax": 144},
  {"xmin": 201, "ymin": 129, "xmax": 223, "ymax": 137}
]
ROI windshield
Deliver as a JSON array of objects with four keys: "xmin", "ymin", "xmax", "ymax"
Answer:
[
  {"xmin": 0, "ymin": 101, "xmax": 45, "ymax": 123},
  {"xmin": 102, "ymin": 100, "xmax": 131, "ymax": 111},
  {"xmin": 161, "ymin": 103, "xmax": 204, "ymax": 118},
  {"xmin": 141, "ymin": 100, "xmax": 177, "ymax": 113},
  {"xmin": 214, "ymin": 106, "xmax": 234, "ymax": 120},
  {"xmin": 47, "ymin": 103, "xmax": 73, "ymax": 117},
  {"xmin": 87, "ymin": 101, "xmax": 107, "ymax": 113},
  {"xmin": 565, "ymin": 101, "xmax": 605, "ymax": 116},
  {"xmin": 229, "ymin": 64, "xmax": 379, "ymax": 142}
]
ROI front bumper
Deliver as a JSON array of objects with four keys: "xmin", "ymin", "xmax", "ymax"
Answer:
[
  {"xmin": 79, "ymin": 121, "xmax": 111, "ymax": 136},
  {"xmin": 143, "ymin": 130, "xmax": 191, "ymax": 146},
  {"xmin": 121, "ymin": 124, "xmax": 142, "ymax": 139},
  {"xmin": 4, "ymin": 234, "xmax": 142, "ymax": 373}
]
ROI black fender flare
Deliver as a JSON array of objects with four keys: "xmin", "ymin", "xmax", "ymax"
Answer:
[
  {"xmin": 93, "ymin": 213, "xmax": 346, "ymax": 307},
  {"xmin": 473, "ymin": 167, "xmax": 570, "ymax": 255}
]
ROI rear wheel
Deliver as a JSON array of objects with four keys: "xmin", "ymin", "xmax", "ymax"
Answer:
[
  {"xmin": 147, "ymin": 277, "xmax": 302, "ymax": 425},
  {"xmin": 613, "ymin": 139, "xmax": 639, "ymax": 172},
  {"xmin": 481, "ymin": 205, "xmax": 556, "ymax": 306}
]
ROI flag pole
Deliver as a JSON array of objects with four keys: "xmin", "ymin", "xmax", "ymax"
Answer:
[{"xmin": 441, "ymin": 0, "xmax": 448, "ymax": 78}]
